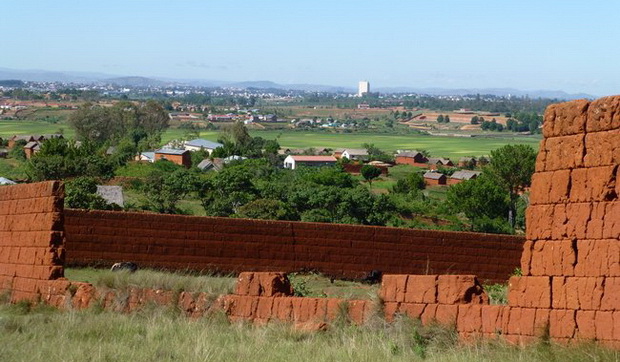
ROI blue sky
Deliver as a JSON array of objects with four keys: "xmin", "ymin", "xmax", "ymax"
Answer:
[{"xmin": 2, "ymin": 0, "xmax": 619, "ymax": 95}]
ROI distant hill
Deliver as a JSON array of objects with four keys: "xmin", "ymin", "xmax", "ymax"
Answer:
[
  {"xmin": 0, "ymin": 66, "xmax": 597, "ymax": 100},
  {"xmin": 374, "ymin": 86, "xmax": 595, "ymax": 100},
  {"xmin": 103, "ymin": 76, "xmax": 170, "ymax": 87}
]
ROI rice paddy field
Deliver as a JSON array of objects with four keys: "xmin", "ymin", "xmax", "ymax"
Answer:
[{"xmin": 0, "ymin": 118, "xmax": 541, "ymax": 161}]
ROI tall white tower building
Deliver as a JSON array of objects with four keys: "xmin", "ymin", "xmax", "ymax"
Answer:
[{"xmin": 358, "ymin": 81, "xmax": 370, "ymax": 97}]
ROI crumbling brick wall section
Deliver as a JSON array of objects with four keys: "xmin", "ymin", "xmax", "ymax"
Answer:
[
  {"xmin": 510, "ymin": 96, "xmax": 620, "ymax": 346},
  {"xmin": 0, "ymin": 181, "xmax": 65, "ymax": 302},
  {"xmin": 63, "ymin": 210, "xmax": 524, "ymax": 283}
]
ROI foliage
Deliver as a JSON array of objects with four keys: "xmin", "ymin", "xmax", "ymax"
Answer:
[
  {"xmin": 486, "ymin": 144, "xmax": 537, "ymax": 226},
  {"xmin": 446, "ymin": 174, "xmax": 511, "ymax": 233},
  {"xmin": 8, "ymin": 140, "xmax": 27, "ymax": 160},
  {"xmin": 360, "ymin": 165, "xmax": 382, "ymax": 186},
  {"xmin": 391, "ymin": 172, "xmax": 425, "ymax": 194},
  {"xmin": 142, "ymin": 167, "xmax": 200, "ymax": 214},
  {"xmin": 26, "ymin": 138, "xmax": 115, "ymax": 181},
  {"xmin": 235, "ymin": 199, "xmax": 292, "ymax": 220},
  {"xmin": 211, "ymin": 122, "xmax": 279, "ymax": 160},
  {"xmin": 69, "ymin": 101, "xmax": 169, "ymax": 144},
  {"xmin": 64, "ymin": 177, "xmax": 118, "ymax": 210}
]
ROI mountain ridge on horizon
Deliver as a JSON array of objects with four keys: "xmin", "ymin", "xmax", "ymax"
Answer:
[{"xmin": 0, "ymin": 67, "xmax": 596, "ymax": 100}]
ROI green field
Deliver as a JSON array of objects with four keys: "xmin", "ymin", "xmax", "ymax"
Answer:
[
  {"xmin": 160, "ymin": 130, "xmax": 541, "ymax": 160},
  {"xmin": 0, "ymin": 118, "xmax": 541, "ymax": 160},
  {"xmin": 0, "ymin": 120, "xmax": 74, "ymax": 139}
]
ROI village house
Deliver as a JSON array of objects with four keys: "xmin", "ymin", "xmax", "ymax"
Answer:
[
  {"xmin": 332, "ymin": 148, "xmax": 346, "ymax": 159},
  {"xmin": 458, "ymin": 157, "xmax": 477, "ymax": 168},
  {"xmin": 283, "ymin": 155, "xmax": 338, "ymax": 170},
  {"xmin": 423, "ymin": 171, "xmax": 447, "ymax": 185},
  {"xmin": 137, "ymin": 152, "xmax": 155, "ymax": 163},
  {"xmin": 448, "ymin": 170, "xmax": 482, "ymax": 185},
  {"xmin": 341, "ymin": 149, "xmax": 369, "ymax": 161},
  {"xmin": 8, "ymin": 134, "xmax": 63, "ymax": 150},
  {"xmin": 183, "ymin": 139, "xmax": 223, "ymax": 154},
  {"xmin": 154, "ymin": 149, "xmax": 192, "ymax": 168},
  {"xmin": 196, "ymin": 158, "xmax": 225, "ymax": 172},
  {"xmin": 395, "ymin": 151, "xmax": 428, "ymax": 167},
  {"xmin": 426, "ymin": 157, "xmax": 454, "ymax": 169},
  {"xmin": 23, "ymin": 141, "xmax": 41, "ymax": 159}
]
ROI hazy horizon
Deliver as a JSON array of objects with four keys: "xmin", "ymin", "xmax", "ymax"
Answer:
[{"xmin": 3, "ymin": 0, "xmax": 620, "ymax": 96}]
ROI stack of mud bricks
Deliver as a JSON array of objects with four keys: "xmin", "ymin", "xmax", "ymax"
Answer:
[
  {"xmin": 220, "ymin": 272, "xmax": 373, "ymax": 329},
  {"xmin": 380, "ymin": 275, "xmax": 495, "ymax": 336},
  {"xmin": 513, "ymin": 96, "xmax": 620, "ymax": 346},
  {"xmin": 0, "ymin": 181, "xmax": 65, "ymax": 302}
]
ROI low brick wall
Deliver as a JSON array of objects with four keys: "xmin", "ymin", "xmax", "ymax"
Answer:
[{"xmin": 63, "ymin": 209, "xmax": 524, "ymax": 283}]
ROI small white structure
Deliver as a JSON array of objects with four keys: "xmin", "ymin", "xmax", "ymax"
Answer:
[
  {"xmin": 283, "ymin": 155, "xmax": 337, "ymax": 170},
  {"xmin": 0, "ymin": 177, "xmax": 16, "ymax": 185},
  {"xmin": 341, "ymin": 149, "xmax": 369, "ymax": 161},
  {"xmin": 184, "ymin": 139, "xmax": 223, "ymax": 154},
  {"xmin": 137, "ymin": 152, "xmax": 155, "ymax": 163}
]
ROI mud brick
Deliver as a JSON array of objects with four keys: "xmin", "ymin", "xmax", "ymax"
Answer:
[
  {"xmin": 480, "ymin": 305, "xmax": 506, "ymax": 334},
  {"xmin": 584, "ymin": 129, "xmax": 620, "ymax": 166},
  {"xmin": 575, "ymin": 310, "xmax": 596, "ymax": 340},
  {"xmin": 272, "ymin": 297, "xmax": 293, "ymax": 321},
  {"xmin": 575, "ymin": 240, "xmax": 620, "ymax": 277},
  {"xmin": 542, "ymin": 134, "xmax": 585, "ymax": 171},
  {"xmin": 380, "ymin": 274, "xmax": 408, "ymax": 302},
  {"xmin": 549, "ymin": 309, "xmax": 576, "ymax": 339},
  {"xmin": 404, "ymin": 275, "xmax": 437, "ymax": 304},
  {"xmin": 603, "ymin": 202, "xmax": 620, "ymax": 239},
  {"xmin": 570, "ymin": 166, "xmax": 618, "ymax": 203},
  {"xmin": 506, "ymin": 308, "xmax": 540, "ymax": 336},
  {"xmin": 586, "ymin": 203, "xmax": 606, "ymax": 240},
  {"xmin": 420, "ymin": 304, "xmax": 438, "ymax": 325},
  {"xmin": 383, "ymin": 302, "xmax": 399, "ymax": 322},
  {"xmin": 530, "ymin": 170, "xmax": 571, "ymax": 205},
  {"xmin": 325, "ymin": 298, "xmax": 342, "ymax": 321},
  {"xmin": 508, "ymin": 276, "xmax": 551, "ymax": 308},
  {"xmin": 552, "ymin": 277, "xmax": 604, "ymax": 310},
  {"xmin": 595, "ymin": 311, "xmax": 614, "ymax": 341},
  {"xmin": 586, "ymin": 95, "xmax": 620, "ymax": 132},
  {"xmin": 543, "ymin": 99, "xmax": 589, "ymax": 137},
  {"xmin": 525, "ymin": 204, "xmax": 555, "ymax": 240},
  {"xmin": 601, "ymin": 278, "xmax": 620, "ymax": 311},
  {"xmin": 398, "ymin": 303, "xmax": 425, "ymax": 320},
  {"xmin": 437, "ymin": 275, "xmax": 488, "ymax": 304},
  {"xmin": 457, "ymin": 304, "xmax": 483, "ymax": 333},
  {"xmin": 529, "ymin": 240, "xmax": 576, "ymax": 277},
  {"xmin": 347, "ymin": 300, "xmax": 367, "ymax": 325}
]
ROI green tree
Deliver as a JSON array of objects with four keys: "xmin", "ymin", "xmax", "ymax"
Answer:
[
  {"xmin": 143, "ymin": 168, "xmax": 199, "ymax": 214},
  {"xmin": 65, "ymin": 177, "xmax": 116, "ymax": 210},
  {"xmin": 361, "ymin": 165, "xmax": 382, "ymax": 187},
  {"xmin": 235, "ymin": 199, "xmax": 291, "ymax": 220},
  {"xmin": 486, "ymin": 144, "xmax": 537, "ymax": 226},
  {"xmin": 437, "ymin": 114, "xmax": 445, "ymax": 123},
  {"xmin": 444, "ymin": 115, "xmax": 450, "ymax": 123},
  {"xmin": 391, "ymin": 172, "xmax": 425, "ymax": 194},
  {"xmin": 446, "ymin": 174, "xmax": 511, "ymax": 233}
]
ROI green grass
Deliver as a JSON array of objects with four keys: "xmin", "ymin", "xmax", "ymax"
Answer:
[
  {"xmin": 0, "ymin": 119, "xmax": 73, "ymax": 139},
  {"xmin": 0, "ymin": 301, "xmax": 618, "ymax": 361},
  {"xmin": 288, "ymin": 273, "xmax": 379, "ymax": 300},
  {"xmin": 64, "ymin": 267, "xmax": 236, "ymax": 295},
  {"xmin": 0, "ymin": 158, "xmax": 27, "ymax": 180},
  {"xmin": 160, "ymin": 129, "xmax": 541, "ymax": 160},
  {"xmin": 1, "ymin": 117, "xmax": 541, "ymax": 161}
]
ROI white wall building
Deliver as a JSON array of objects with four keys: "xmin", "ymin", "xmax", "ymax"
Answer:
[{"xmin": 358, "ymin": 81, "xmax": 370, "ymax": 97}]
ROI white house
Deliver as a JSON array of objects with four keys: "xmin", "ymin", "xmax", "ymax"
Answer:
[
  {"xmin": 183, "ymin": 139, "xmax": 224, "ymax": 154},
  {"xmin": 341, "ymin": 149, "xmax": 369, "ymax": 161},
  {"xmin": 283, "ymin": 155, "xmax": 337, "ymax": 170}
]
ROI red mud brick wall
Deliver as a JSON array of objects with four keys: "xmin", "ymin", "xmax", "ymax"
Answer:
[
  {"xmin": 0, "ymin": 181, "xmax": 65, "ymax": 302},
  {"xmin": 63, "ymin": 210, "xmax": 524, "ymax": 283},
  {"xmin": 509, "ymin": 97, "xmax": 620, "ymax": 346}
]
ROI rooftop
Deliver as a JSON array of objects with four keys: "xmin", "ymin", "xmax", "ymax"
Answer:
[
  {"xmin": 155, "ymin": 148, "xmax": 189, "ymax": 155},
  {"xmin": 185, "ymin": 139, "xmax": 224, "ymax": 149},
  {"xmin": 288, "ymin": 155, "xmax": 337, "ymax": 162}
]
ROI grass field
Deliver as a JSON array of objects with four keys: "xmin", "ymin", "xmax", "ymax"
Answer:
[
  {"xmin": 161, "ymin": 129, "xmax": 541, "ymax": 160},
  {"xmin": 1, "ymin": 299, "xmax": 617, "ymax": 361},
  {"xmin": 0, "ymin": 118, "xmax": 541, "ymax": 160}
]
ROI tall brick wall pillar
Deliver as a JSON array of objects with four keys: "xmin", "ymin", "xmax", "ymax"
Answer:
[
  {"xmin": 510, "ymin": 97, "xmax": 620, "ymax": 344},
  {"xmin": 0, "ymin": 181, "xmax": 65, "ymax": 302}
]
